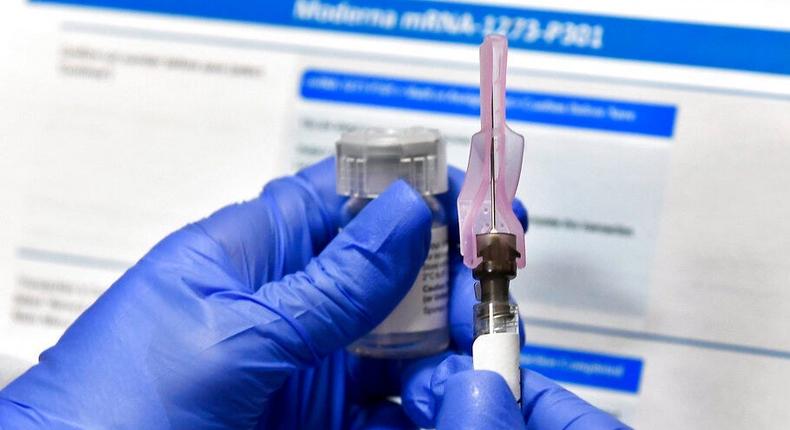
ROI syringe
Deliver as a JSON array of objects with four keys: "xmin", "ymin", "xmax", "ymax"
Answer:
[{"xmin": 457, "ymin": 34, "xmax": 526, "ymax": 402}]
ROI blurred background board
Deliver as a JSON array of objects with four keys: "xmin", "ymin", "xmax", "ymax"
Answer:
[{"xmin": 1, "ymin": 1, "xmax": 789, "ymax": 427}]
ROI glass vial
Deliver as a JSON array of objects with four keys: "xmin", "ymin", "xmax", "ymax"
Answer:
[{"xmin": 336, "ymin": 127, "xmax": 450, "ymax": 358}]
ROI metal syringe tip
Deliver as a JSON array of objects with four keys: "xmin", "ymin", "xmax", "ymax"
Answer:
[{"xmin": 473, "ymin": 232, "xmax": 520, "ymax": 302}]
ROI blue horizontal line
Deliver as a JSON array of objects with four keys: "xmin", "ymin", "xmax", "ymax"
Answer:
[
  {"xmin": 521, "ymin": 343, "xmax": 643, "ymax": 393},
  {"xmin": 33, "ymin": 0, "xmax": 790, "ymax": 75},
  {"xmin": 60, "ymin": 21, "xmax": 790, "ymax": 103},
  {"xmin": 524, "ymin": 317, "xmax": 790, "ymax": 361},
  {"xmin": 301, "ymin": 70, "xmax": 676, "ymax": 137},
  {"xmin": 16, "ymin": 247, "xmax": 131, "ymax": 271}
]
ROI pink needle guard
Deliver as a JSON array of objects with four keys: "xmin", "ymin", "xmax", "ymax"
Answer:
[{"xmin": 457, "ymin": 35, "xmax": 526, "ymax": 269}]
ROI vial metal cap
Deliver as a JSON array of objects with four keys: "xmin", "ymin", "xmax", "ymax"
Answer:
[{"xmin": 336, "ymin": 127, "xmax": 448, "ymax": 197}]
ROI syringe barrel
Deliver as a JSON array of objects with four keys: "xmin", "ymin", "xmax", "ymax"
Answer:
[
  {"xmin": 472, "ymin": 232, "xmax": 520, "ymax": 337},
  {"xmin": 471, "ymin": 232, "xmax": 522, "ymax": 401},
  {"xmin": 473, "ymin": 302, "xmax": 519, "ymax": 337},
  {"xmin": 472, "ymin": 300, "xmax": 521, "ymax": 401}
]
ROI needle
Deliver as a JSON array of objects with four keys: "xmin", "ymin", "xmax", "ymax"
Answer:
[{"xmin": 489, "ymin": 98, "xmax": 497, "ymax": 233}]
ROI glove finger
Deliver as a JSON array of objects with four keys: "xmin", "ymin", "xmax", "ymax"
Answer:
[
  {"xmin": 513, "ymin": 198, "xmax": 529, "ymax": 233},
  {"xmin": 401, "ymin": 354, "xmax": 472, "ymax": 428},
  {"xmin": 448, "ymin": 258, "xmax": 475, "ymax": 353},
  {"xmin": 295, "ymin": 156, "xmax": 347, "ymax": 216},
  {"xmin": 252, "ymin": 180, "xmax": 433, "ymax": 366},
  {"xmin": 523, "ymin": 370, "xmax": 630, "ymax": 430},
  {"xmin": 196, "ymin": 157, "xmax": 343, "ymax": 289},
  {"xmin": 437, "ymin": 166, "xmax": 465, "ymax": 250},
  {"xmin": 401, "ymin": 353, "xmax": 524, "ymax": 429},
  {"xmin": 436, "ymin": 370, "xmax": 526, "ymax": 430}
]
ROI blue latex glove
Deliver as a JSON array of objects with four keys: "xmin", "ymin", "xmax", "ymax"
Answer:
[
  {"xmin": 1, "ymin": 157, "xmax": 434, "ymax": 429},
  {"xmin": 401, "ymin": 353, "xmax": 632, "ymax": 429},
  {"xmin": 0, "ymin": 156, "xmax": 524, "ymax": 429},
  {"xmin": 0, "ymin": 155, "xmax": 618, "ymax": 430}
]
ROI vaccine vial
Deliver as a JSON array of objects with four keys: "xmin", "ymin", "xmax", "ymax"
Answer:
[{"xmin": 336, "ymin": 127, "xmax": 450, "ymax": 358}]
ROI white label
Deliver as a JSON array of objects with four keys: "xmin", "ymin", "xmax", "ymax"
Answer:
[
  {"xmin": 373, "ymin": 226, "xmax": 448, "ymax": 334},
  {"xmin": 473, "ymin": 333, "xmax": 521, "ymax": 401}
]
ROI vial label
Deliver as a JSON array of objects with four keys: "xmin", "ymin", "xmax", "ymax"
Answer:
[{"xmin": 372, "ymin": 226, "xmax": 449, "ymax": 334}]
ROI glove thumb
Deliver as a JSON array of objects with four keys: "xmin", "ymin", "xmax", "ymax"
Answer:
[
  {"xmin": 436, "ymin": 370, "xmax": 526, "ymax": 430},
  {"xmin": 522, "ymin": 370, "xmax": 631, "ymax": 430},
  {"xmin": 251, "ymin": 179, "xmax": 433, "ymax": 366}
]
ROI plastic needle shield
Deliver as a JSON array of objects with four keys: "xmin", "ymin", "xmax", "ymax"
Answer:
[{"xmin": 457, "ymin": 35, "xmax": 526, "ymax": 269}]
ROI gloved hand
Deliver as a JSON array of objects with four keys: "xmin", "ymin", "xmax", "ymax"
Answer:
[
  {"xmin": 0, "ymin": 155, "xmax": 623, "ymax": 430},
  {"xmin": 401, "ymin": 354, "xmax": 632, "ymax": 430},
  {"xmin": 1, "ymin": 157, "xmax": 434, "ymax": 429}
]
